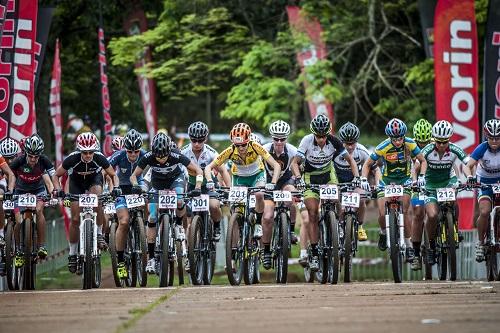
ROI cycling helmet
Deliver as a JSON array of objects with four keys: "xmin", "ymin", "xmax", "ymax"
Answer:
[
  {"xmin": 249, "ymin": 133, "xmax": 262, "ymax": 145},
  {"xmin": 432, "ymin": 120, "xmax": 454, "ymax": 140},
  {"xmin": 188, "ymin": 121, "xmax": 209, "ymax": 139},
  {"xmin": 269, "ymin": 120, "xmax": 290, "ymax": 139},
  {"xmin": 24, "ymin": 134, "xmax": 45, "ymax": 155},
  {"xmin": 76, "ymin": 132, "xmax": 99, "ymax": 152},
  {"xmin": 413, "ymin": 119, "xmax": 432, "ymax": 142},
  {"xmin": 0, "ymin": 138, "xmax": 20, "ymax": 158},
  {"xmin": 338, "ymin": 122, "xmax": 360, "ymax": 142},
  {"xmin": 124, "ymin": 129, "xmax": 143, "ymax": 150},
  {"xmin": 484, "ymin": 119, "xmax": 500, "ymax": 138},
  {"xmin": 310, "ymin": 114, "xmax": 331, "ymax": 136},
  {"xmin": 151, "ymin": 132, "xmax": 171, "ymax": 158},
  {"xmin": 230, "ymin": 123, "xmax": 251, "ymax": 145},
  {"xmin": 385, "ymin": 118, "xmax": 407, "ymax": 138},
  {"xmin": 112, "ymin": 136, "xmax": 124, "ymax": 151}
]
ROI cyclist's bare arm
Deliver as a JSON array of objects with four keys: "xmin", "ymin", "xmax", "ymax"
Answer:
[
  {"xmin": 130, "ymin": 166, "xmax": 144, "ymax": 186},
  {"xmin": 290, "ymin": 156, "xmax": 303, "ymax": 178},
  {"xmin": 361, "ymin": 156, "xmax": 376, "ymax": 179},
  {"xmin": 52, "ymin": 165, "xmax": 67, "ymax": 191},
  {"xmin": 103, "ymin": 166, "xmax": 119, "ymax": 188},
  {"xmin": 1, "ymin": 163, "xmax": 15, "ymax": 191},
  {"xmin": 215, "ymin": 164, "xmax": 231, "ymax": 187},
  {"xmin": 187, "ymin": 162, "xmax": 203, "ymax": 189},
  {"xmin": 343, "ymin": 152, "xmax": 359, "ymax": 178},
  {"xmin": 264, "ymin": 155, "xmax": 281, "ymax": 184},
  {"xmin": 42, "ymin": 173, "xmax": 54, "ymax": 193},
  {"xmin": 415, "ymin": 153, "xmax": 427, "ymax": 176}
]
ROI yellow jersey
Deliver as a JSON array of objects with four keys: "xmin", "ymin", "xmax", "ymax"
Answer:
[{"xmin": 214, "ymin": 141, "xmax": 271, "ymax": 176}]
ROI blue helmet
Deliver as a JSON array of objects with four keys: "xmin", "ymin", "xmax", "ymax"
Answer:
[{"xmin": 385, "ymin": 118, "xmax": 407, "ymax": 138}]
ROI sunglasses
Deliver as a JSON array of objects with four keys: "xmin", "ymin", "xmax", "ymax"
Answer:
[
  {"xmin": 391, "ymin": 137, "xmax": 404, "ymax": 142},
  {"xmin": 435, "ymin": 140, "xmax": 449, "ymax": 145},
  {"xmin": 343, "ymin": 141, "xmax": 357, "ymax": 145},
  {"xmin": 126, "ymin": 150, "xmax": 140, "ymax": 154},
  {"xmin": 27, "ymin": 154, "xmax": 40, "ymax": 159},
  {"xmin": 234, "ymin": 143, "xmax": 248, "ymax": 148},
  {"xmin": 81, "ymin": 151, "xmax": 94, "ymax": 156},
  {"xmin": 416, "ymin": 141, "xmax": 431, "ymax": 146},
  {"xmin": 487, "ymin": 136, "xmax": 500, "ymax": 141},
  {"xmin": 191, "ymin": 138, "xmax": 206, "ymax": 143},
  {"xmin": 155, "ymin": 156, "xmax": 168, "ymax": 161},
  {"xmin": 314, "ymin": 134, "xmax": 327, "ymax": 139},
  {"xmin": 273, "ymin": 137, "xmax": 286, "ymax": 142}
]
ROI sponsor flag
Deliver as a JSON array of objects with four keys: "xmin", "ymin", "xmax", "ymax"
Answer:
[
  {"xmin": 124, "ymin": 8, "xmax": 158, "ymax": 141},
  {"xmin": 418, "ymin": 0, "xmax": 437, "ymax": 58},
  {"xmin": 434, "ymin": 0, "xmax": 480, "ymax": 230},
  {"xmin": 98, "ymin": 25, "xmax": 113, "ymax": 156},
  {"xmin": 286, "ymin": 6, "xmax": 335, "ymax": 128}
]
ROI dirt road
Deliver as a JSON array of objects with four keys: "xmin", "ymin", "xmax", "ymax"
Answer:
[{"xmin": 1, "ymin": 282, "xmax": 498, "ymax": 333}]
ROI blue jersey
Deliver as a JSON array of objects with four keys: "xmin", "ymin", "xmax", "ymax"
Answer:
[
  {"xmin": 470, "ymin": 142, "xmax": 500, "ymax": 182},
  {"xmin": 108, "ymin": 149, "xmax": 147, "ymax": 187}
]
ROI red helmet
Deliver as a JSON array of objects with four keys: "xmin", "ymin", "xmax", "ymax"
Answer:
[
  {"xmin": 19, "ymin": 136, "xmax": 28, "ymax": 152},
  {"xmin": 230, "ymin": 123, "xmax": 251, "ymax": 145},
  {"xmin": 112, "ymin": 136, "xmax": 124, "ymax": 151},
  {"xmin": 76, "ymin": 132, "xmax": 99, "ymax": 152}
]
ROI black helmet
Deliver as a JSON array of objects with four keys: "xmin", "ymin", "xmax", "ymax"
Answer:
[
  {"xmin": 310, "ymin": 114, "xmax": 331, "ymax": 136},
  {"xmin": 188, "ymin": 121, "xmax": 209, "ymax": 140},
  {"xmin": 151, "ymin": 132, "xmax": 171, "ymax": 158},
  {"xmin": 338, "ymin": 122, "xmax": 360, "ymax": 142},
  {"xmin": 124, "ymin": 129, "xmax": 143, "ymax": 150},
  {"xmin": 24, "ymin": 134, "xmax": 45, "ymax": 155}
]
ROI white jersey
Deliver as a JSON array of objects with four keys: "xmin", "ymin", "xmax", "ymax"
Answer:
[
  {"xmin": 181, "ymin": 143, "xmax": 218, "ymax": 169},
  {"xmin": 333, "ymin": 143, "xmax": 370, "ymax": 182},
  {"xmin": 470, "ymin": 142, "xmax": 500, "ymax": 181},
  {"xmin": 263, "ymin": 142, "xmax": 297, "ymax": 179},
  {"xmin": 297, "ymin": 134, "xmax": 346, "ymax": 172}
]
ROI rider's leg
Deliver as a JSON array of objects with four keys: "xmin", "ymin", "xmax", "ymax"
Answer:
[
  {"xmin": 262, "ymin": 200, "xmax": 275, "ymax": 246},
  {"xmin": 477, "ymin": 198, "xmax": 492, "ymax": 245},
  {"xmin": 35, "ymin": 199, "xmax": 47, "ymax": 253},
  {"xmin": 305, "ymin": 198, "xmax": 319, "ymax": 245},
  {"xmin": 116, "ymin": 208, "xmax": 130, "ymax": 263},
  {"xmin": 283, "ymin": 184, "xmax": 298, "ymax": 243},
  {"xmin": 0, "ymin": 188, "xmax": 5, "ymax": 242},
  {"xmin": 411, "ymin": 205, "xmax": 424, "ymax": 256},
  {"xmin": 209, "ymin": 198, "xmax": 222, "ymax": 241},
  {"xmin": 377, "ymin": 197, "xmax": 387, "ymax": 251},
  {"xmin": 299, "ymin": 205, "xmax": 310, "ymax": 263},
  {"xmin": 402, "ymin": 194, "xmax": 414, "ymax": 261}
]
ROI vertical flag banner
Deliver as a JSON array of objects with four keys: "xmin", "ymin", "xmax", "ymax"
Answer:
[
  {"xmin": 98, "ymin": 25, "xmax": 113, "ymax": 157},
  {"xmin": 124, "ymin": 8, "xmax": 158, "ymax": 141},
  {"xmin": 49, "ymin": 39, "xmax": 62, "ymax": 166},
  {"xmin": 482, "ymin": 0, "xmax": 500, "ymax": 127},
  {"xmin": 286, "ymin": 6, "xmax": 334, "ymax": 126},
  {"xmin": 0, "ymin": 0, "xmax": 38, "ymax": 141},
  {"xmin": 34, "ymin": 6, "xmax": 53, "ymax": 91},
  {"xmin": 0, "ymin": 0, "xmax": 9, "ymax": 42},
  {"xmin": 434, "ymin": 0, "xmax": 479, "ymax": 229},
  {"xmin": 418, "ymin": 0, "xmax": 437, "ymax": 58}
]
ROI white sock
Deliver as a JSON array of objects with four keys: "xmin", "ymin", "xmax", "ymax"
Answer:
[
  {"xmin": 405, "ymin": 238, "xmax": 412, "ymax": 247},
  {"xmin": 69, "ymin": 243, "xmax": 78, "ymax": 255},
  {"xmin": 97, "ymin": 225, "xmax": 103, "ymax": 235},
  {"xmin": 300, "ymin": 249, "xmax": 307, "ymax": 258},
  {"xmin": 0, "ymin": 229, "xmax": 4, "ymax": 238}
]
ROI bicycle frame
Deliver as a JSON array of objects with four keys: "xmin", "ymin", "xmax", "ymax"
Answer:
[{"xmin": 384, "ymin": 196, "xmax": 405, "ymax": 252}]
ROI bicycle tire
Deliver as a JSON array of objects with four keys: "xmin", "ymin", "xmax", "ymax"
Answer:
[
  {"xmin": 134, "ymin": 215, "xmax": 148, "ymax": 287},
  {"xmin": 4, "ymin": 220, "xmax": 18, "ymax": 290},
  {"xmin": 275, "ymin": 212, "xmax": 289, "ymax": 284},
  {"xmin": 176, "ymin": 240, "xmax": 184, "ymax": 285},
  {"xmin": 446, "ymin": 211, "xmax": 457, "ymax": 281},
  {"xmin": 225, "ymin": 212, "xmax": 243, "ymax": 286},
  {"xmin": 109, "ymin": 221, "xmax": 124, "ymax": 287},
  {"xmin": 486, "ymin": 213, "xmax": 499, "ymax": 281},
  {"xmin": 188, "ymin": 215, "xmax": 204, "ymax": 285},
  {"xmin": 389, "ymin": 210, "xmax": 402, "ymax": 283},
  {"xmin": 422, "ymin": 227, "xmax": 433, "ymax": 280},
  {"xmin": 250, "ymin": 214, "xmax": 261, "ymax": 284},
  {"xmin": 20, "ymin": 218, "xmax": 34, "ymax": 290},
  {"xmin": 344, "ymin": 214, "xmax": 354, "ymax": 283},
  {"xmin": 126, "ymin": 225, "xmax": 135, "ymax": 287},
  {"xmin": 203, "ymin": 217, "xmax": 216, "ymax": 285},
  {"xmin": 82, "ymin": 219, "xmax": 93, "ymax": 290},
  {"xmin": 92, "ymin": 253, "xmax": 102, "ymax": 288},
  {"xmin": 159, "ymin": 214, "xmax": 171, "ymax": 287},
  {"xmin": 243, "ymin": 221, "xmax": 254, "ymax": 285},
  {"xmin": 437, "ymin": 220, "xmax": 448, "ymax": 281},
  {"xmin": 329, "ymin": 211, "xmax": 339, "ymax": 285}
]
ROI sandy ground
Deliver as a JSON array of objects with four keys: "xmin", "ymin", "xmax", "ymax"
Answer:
[{"xmin": 1, "ymin": 281, "xmax": 499, "ymax": 333}]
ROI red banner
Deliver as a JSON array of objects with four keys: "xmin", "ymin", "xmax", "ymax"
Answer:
[
  {"xmin": 124, "ymin": 8, "xmax": 158, "ymax": 141},
  {"xmin": 49, "ymin": 39, "xmax": 62, "ymax": 166},
  {"xmin": 434, "ymin": 0, "xmax": 479, "ymax": 229},
  {"xmin": 98, "ymin": 26, "xmax": 113, "ymax": 156},
  {"xmin": 0, "ymin": 0, "xmax": 37, "ymax": 142},
  {"xmin": 286, "ymin": 6, "xmax": 334, "ymax": 127}
]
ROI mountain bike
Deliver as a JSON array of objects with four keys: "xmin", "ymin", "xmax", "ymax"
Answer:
[
  {"xmin": 65, "ymin": 193, "xmax": 113, "ymax": 289},
  {"xmin": 108, "ymin": 194, "xmax": 148, "ymax": 287}
]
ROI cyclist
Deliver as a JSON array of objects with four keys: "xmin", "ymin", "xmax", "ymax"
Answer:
[
  {"xmin": 463, "ymin": 119, "xmax": 500, "ymax": 262},
  {"xmin": 52, "ymin": 132, "xmax": 120, "ymax": 274},
  {"xmin": 130, "ymin": 132, "xmax": 203, "ymax": 274},
  {"xmin": 291, "ymin": 114, "xmax": 360, "ymax": 271},
  {"xmin": 111, "ymin": 136, "xmax": 124, "ymax": 153},
  {"xmin": 261, "ymin": 120, "xmax": 299, "ymax": 269},
  {"xmin": 360, "ymin": 118, "xmax": 427, "ymax": 263},
  {"xmin": 0, "ymin": 138, "xmax": 17, "ymax": 273},
  {"xmin": 420, "ymin": 120, "xmax": 470, "ymax": 267},
  {"xmin": 181, "ymin": 121, "xmax": 230, "ymax": 243},
  {"xmin": 108, "ymin": 129, "xmax": 147, "ymax": 279},
  {"xmin": 9, "ymin": 134, "xmax": 55, "ymax": 265},
  {"xmin": 334, "ymin": 122, "xmax": 375, "ymax": 242},
  {"xmin": 409, "ymin": 119, "xmax": 432, "ymax": 270},
  {"xmin": 205, "ymin": 123, "xmax": 282, "ymax": 240}
]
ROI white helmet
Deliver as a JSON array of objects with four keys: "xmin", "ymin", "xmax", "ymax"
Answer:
[
  {"xmin": 432, "ymin": 120, "xmax": 454, "ymax": 140},
  {"xmin": 249, "ymin": 133, "xmax": 262, "ymax": 145},
  {"xmin": 269, "ymin": 120, "xmax": 290, "ymax": 138},
  {"xmin": 0, "ymin": 138, "xmax": 20, "ymax": 158}
]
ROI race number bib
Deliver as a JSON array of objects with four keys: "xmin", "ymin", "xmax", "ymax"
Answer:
[
  {"xmin": 418, "ymin": 192, "xmax": 426, "ymax": 201},
  {"xmin": 18, "ymin": 194, "xmax": 37, "ymax": 208},
  {"xmin": 273, "ymin": 191, "xmax": 292, "ymax": 202},
  {"xmin": 492, "ymin": 185, "xmax": 500, "ymax": 194},
  {"xmin": 104, "ymin": 203, "xmax": 116, "ymax": 215},
  {"xmin": 125, "ymin": 195, "xmax": 145, "ymax": 208},
  {"xmin": 437, "ymin": 188, "xmax": 455, "ymax": 202},
  {"xmin": 249, "ymin": 195, "xmax": 256, "ymax": 208},
  {"xmin": 159, "ymin": 191, "xmax": 177, "ymax": 209},
  {"xmin": 2, "ymin": 200, "xmax": 15, "ymax": 210},
  {"xmin": 341, "ymin": 192, "xmax": 360, "ymax": 208},
  {"xmin": 384, "ymin": 185, "xmax": 404, "ymax": 198},
  {"xmin": 228, "ymin": 187, "xmax": 248, "ymax": 203},
  {"xmin": 79, "ymin": 194, "xmax": 98, "ymax": 208},
  {"xmin": 319, "ymin": 185, "xmax": 339, "ymax": 200},
  {"xmin": 191, "ymin": 194, "xmax": 209, "ymax": 212}
]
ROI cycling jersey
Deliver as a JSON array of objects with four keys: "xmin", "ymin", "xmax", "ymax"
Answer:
[
  {"xmin": 470, "ymin": 142, "xmax": 500, "ymax": 182},
  {"xmin": 213, "ymin": 141, "xmax": 270, "ymax": 177},
  {"xmin": 137, "ymin": 149, "xmax": 191, "ymax": 189},
  {"xmin": 333, "ymin": 143, "xmax": 370, "ymax": 183},
  {"xmin": 108, "ymin": 149, "xmax": 146, "ymax": 191},
  {"xmin": 262, "ymin": 142, "xmax": 297, "ymax": 181},
  {"xmin": 297, "ymin": 134, "xmax": 346, "ymax": 173},
  {"xmin": 62, "ymin": 151, "xmax": 110, "ymax": 182},
  {"xmin": 421, "ymin": 142, "xmax": 468, "ymax": 184},
  {"xmin": 10, "ymin": 154, "xmax": 55, "ymax": 192},
  {"xmin": 371, "ymin": 138, "xmax": 420, "ymax": 178},
  {"xmin": 180, "ymin": 143, "xmax": 218, "ymax": 185}
]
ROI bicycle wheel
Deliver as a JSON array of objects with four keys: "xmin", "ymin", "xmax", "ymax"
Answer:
[
  {"xmin": 126, "ymin": 225, "xmax": 135, "ymax": 287},
  {"xmin": 82, "ymin": 219, "xmax": 93, "ymax": 290},
  {"xmin": 134, "ymin": 215, "xmax": 148, "ymax": 287},
  {"xmin": 486, "ymin": 214, "xmax": 499, "ymax": 281},
  {"xmin": 188, "ymin": 215, "xmax": 204, "ymax": 285},
  {"xmin": 203, "ymin": 217, "xmax": 216, "ymax": 285},
  {"xmin": 437, "ymin": 220, "xmax": 448, "ymax": 281},
  {"xmin": 275, "ymin": 212, "xmax": 289, "ymax": 284},
  {"xmin": 225, "ymin": 212, "xmax": 243, "ymax": 286},
  {"xmin": 422, "ymin": 228, "xmax": 433, "ymax": 280},
  {"xmin": 388, "ymin": 210, "xmax": 403, "ymax": 283},
  {"xmin": 250, "ymin": 215, "xmax": 261, "ymax": 284},
  {"xmin": 176, "ymin": 240, "xmax": 184, "ymax": 285},
  {"xmin": 20, "ymin": 218, "xmax": 34, "ymax": 290},
  {"xmin": 445, "ymin": 212, "xmax": 457, "ymax": 281},
  {"xmin": 92, "ymin": 253, "xmax": 102, "ymax": 288},
  {"xmin": 243, "ymin": 221, "xmax": 254, "ymax": 285},
  {"xmin": 159, "ymin": 214, "xmax": 171, "ymax": 287},
  {"xmin": 109, "ymin": 221, "xmax": 124, "ymax": 287},
  {"xmin": 344, "ymin": 214, "xmax": 354, "ymax": 283},
  {"xmin": 329, "ymin": 211, "xmax": 339, "ymax": 285},
  {"xmin": 4, "ymin": 221, "xmax": 18, "ymax": 290}
]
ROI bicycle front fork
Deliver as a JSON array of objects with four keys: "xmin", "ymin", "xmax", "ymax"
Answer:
[{"xmin": 385, "ymin": 211, "xmax": 405, "ymax": 250}]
